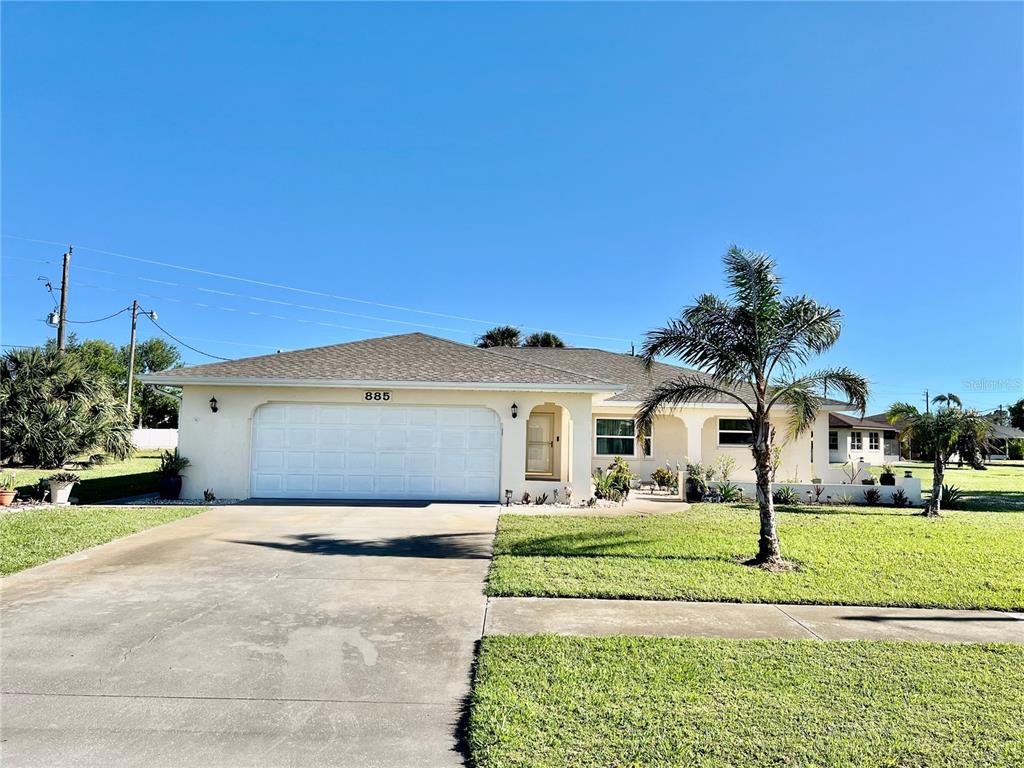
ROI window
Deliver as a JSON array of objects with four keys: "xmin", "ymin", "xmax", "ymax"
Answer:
[
  {"xmin": 869, "ymin": 432, "xmax": 880, "ymax": 450},
  {"xmin": 718, "ymin": 418, "xmax": 754, "ymax": 446},
  {"xmin": 595, "ymin": 418, "xmax": 651, "ymax": 456},
  {"xmin": 851, "ymin": 431, "xmax": 863, "ymax": 450},
  {"xmin": 828, "ymin": 431, "xmax": 839, "ymax": 451}
]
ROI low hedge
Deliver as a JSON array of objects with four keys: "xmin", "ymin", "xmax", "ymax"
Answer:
[{"xmin": 15, "ymin": 471, "xmax": 161, "ymax": 505}]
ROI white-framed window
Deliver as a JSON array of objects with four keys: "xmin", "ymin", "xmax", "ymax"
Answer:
[
  {"xmin": 595, "ymin": 418, "xmax": 651, "ymax": 456},
  {"xmin": 851, "ymin": 431, "xmax": 863, "ymax": 450},
  {"xmin": 718, "ymin": 418, "xmax": 754, "ymax": 446},
  {"xmin": 828, "ymin": 431, "xmax": 839, "ymax": 451},
  {"xmin": 869, "ymin": 431, "xmax": 880, "ymax": 450}
]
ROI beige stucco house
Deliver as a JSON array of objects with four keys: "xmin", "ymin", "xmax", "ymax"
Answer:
[{"xmin": 141, "ymin": 332, "xmax": 850, "ymax": 502}]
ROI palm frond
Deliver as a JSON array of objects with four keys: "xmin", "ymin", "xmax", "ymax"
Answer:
[{"xmin": 768, "ymin": 367, "xmax": 869, "ymax": 435}]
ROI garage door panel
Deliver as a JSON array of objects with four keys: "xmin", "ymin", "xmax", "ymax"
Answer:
[
  {"xmin": 348, "ymin": 430, "xmax": 376, "ymax": 450},
  {"xmin": 347, "ymin": 453, "xmax": 376, "ymax": 473},
  {"xmin": 251, "ymin": 404, "xmax": 499, "ymax": 501},
  {"xmin": 318, "ymin": 452, "xmax": 345, "ymax": 471},
  {"xmin": 286, "ymin": 428, "xmax": 316, "ymax": 448},
  {"xmin": 286, "ymin": 452, "xmax": 315, "ymax": 471},
  {"xmin": 255, "ymin": 428, "xmax": 285, "ymax": 450}
]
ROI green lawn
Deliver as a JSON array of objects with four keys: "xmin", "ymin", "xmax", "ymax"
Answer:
[
  {"xmin": 488, "ymin": 505, "xmax": 1024, "ymax": 610},
  {"xmin": 6, "ymin": 452, "xmax": 163, "ymax": 504},
  {"xmin": 469, "ymin": 635, "xmax": 1024, "ymax": 768},
  {"xmin": 867, "ymin": 461, "xmax": 1024, "ymax": 511},
  {"xmin": 0, "ymin": 505, "xmax": 201, "ymax": 575}
]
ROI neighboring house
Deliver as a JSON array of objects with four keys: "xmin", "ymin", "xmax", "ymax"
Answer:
[
  {"xmin": 140, "ymin": 332, "xmax": 848, "ymax": 502},
  {"xmin": 981, "ymin": 423, "xmax": 1024, "ymax": 460},
  {"xmin": 828, "ymin": 413, "xmax": 897, "ymax": 466}
]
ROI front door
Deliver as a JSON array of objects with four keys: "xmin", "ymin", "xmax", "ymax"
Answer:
[{"xmin": 526, "ymin": 412, "xmax": 554, "ymax": 475}]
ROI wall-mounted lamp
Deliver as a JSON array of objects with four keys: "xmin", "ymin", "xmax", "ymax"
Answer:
[
  {"xmin": 209, "ymin": 396, "xmax": 219, "ymax": 413},
  {"xmin": 511, "ymin": 402, "xmax": 518, "ymax": 419}
]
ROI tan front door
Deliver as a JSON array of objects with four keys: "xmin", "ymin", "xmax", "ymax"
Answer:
[{"xmin": 526, "ymin": 413, "xmax": 554, "ymax": 475}]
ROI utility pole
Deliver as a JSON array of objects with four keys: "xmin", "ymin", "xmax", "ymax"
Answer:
[
  {"xmin": 56, "ymin": 246, "xmax": 72, "ymax": 351},
  {"xmin": 925, "ymin": 389, "xmax": 930, "ymax": 414},
  {"xmin": 126, "ymin": 301, "xmax": 157, "ymax": 423},
  {"xmin": 126, "ymin": 301, "xmax": 140, "ymax": 417}
]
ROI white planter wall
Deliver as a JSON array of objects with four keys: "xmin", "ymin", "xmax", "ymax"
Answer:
[{"xmin": 719, "ymin": 476, "xmax": 922, "ymax": 506}]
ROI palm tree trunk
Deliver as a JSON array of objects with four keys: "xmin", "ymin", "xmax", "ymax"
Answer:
[
  {"xmin": 925, "ymin": 453, "xmax": 944, "ymax": 517},
  {"xmin": 751, "ymin": 432, "xmax": 783, "ymax": 566}
]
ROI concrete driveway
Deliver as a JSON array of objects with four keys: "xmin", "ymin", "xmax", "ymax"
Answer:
[{"xmin": 1, "ymin": 502, "xmax": 500, "ymax": 768}]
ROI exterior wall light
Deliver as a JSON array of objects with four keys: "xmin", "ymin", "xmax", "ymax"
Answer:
[
  {"xmin": 511, "ymin": 403, "xmax": 518, "ymax": 419},
  {"xmin": 209, "ymin": 396, "xmax": 219, "ymax": 413}
]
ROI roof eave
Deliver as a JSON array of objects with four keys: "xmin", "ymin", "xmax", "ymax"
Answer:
[{"xmin": 136, "ymin": 374, "xmax": 623, "ymax": 394}]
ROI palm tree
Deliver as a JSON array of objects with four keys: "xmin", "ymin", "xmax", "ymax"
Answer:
[
  {"xmin": 522, "ymin": 331, "xmax": 565, "ymax": 348},
  {"xmin": 636, "ymin": 247, "xmax": 869, "ymax": 568},
  {"xmin": 476, "ymin": 325, "xmax": 521, "ymax": 348},
  {"xmin": 0, "ymin": 347, "xmax": 134, "ymax": 468},
  {"xmin": 887, "ymin": 396, "xmax": 991, "ymax": 515}
]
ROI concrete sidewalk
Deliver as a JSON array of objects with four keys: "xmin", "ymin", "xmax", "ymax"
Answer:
[{"xmin": 484, "ymin": 597, "xmax": 1024, "ymax": 644}]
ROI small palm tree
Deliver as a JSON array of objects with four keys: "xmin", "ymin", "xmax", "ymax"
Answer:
[
  {"xmin": 522, "ymin": 331, "xmax": 565, "ymax": 348},
  {"xmin": 636, "ymin": 246, "xmax": 869, "ymax": 568},
  {"xmin": 476, "ymin": 325, "xmax": 521, "ymax": 348},
  {"xmin": 887, "ymin": 395, "xmax": 991, "ymax": 515}
]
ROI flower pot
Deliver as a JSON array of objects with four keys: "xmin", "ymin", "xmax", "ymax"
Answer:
[
  {"xmin": 49, "ymin": 480, "xmax": 76, "ymax": 505},
  {"xmin": 685, "ymin": 477, "xmax": 703, "ymax": 502},
  {"xmin": 879, "ymin": 472, "xmax": 896, "ymax": 486},
  {"xmin": 0, "ymin": 490, "xmax": 16, "ymax": 507},
  {"xmin": 159, "ymin": 475, "xmax": 183, "ymax": 500}
]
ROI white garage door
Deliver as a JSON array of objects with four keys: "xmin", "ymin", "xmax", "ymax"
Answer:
[{"xmin": 250, "ymin": 404, "xmax": 501, "ymax": 501}]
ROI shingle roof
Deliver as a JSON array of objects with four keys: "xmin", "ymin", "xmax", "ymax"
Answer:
[
  {"xmin": 829, "ymin": 413, "xmax": 892, "ymax": 430},
  {"xmin": 141, "ymin": 332, "xmax": 851, "ymax": 407},
  {"xmin": 139, "ymin": 333, "xmax": 618, "ymax": 390},
  {"xmin": 489, "ymin": 346, "xmax": 849, "ymax": 407}
]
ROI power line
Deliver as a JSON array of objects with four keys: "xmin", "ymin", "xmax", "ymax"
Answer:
[
  {"xmin": 141, "ymin": 312, "xmax": 230, "ymax": 361},
  {"xmin": 66, "ymin": 306, "xmax": 132, "ymax": 324},
  {"xmin": 2, "ymin": 235, "xmax": 632, "ymax": 343}
]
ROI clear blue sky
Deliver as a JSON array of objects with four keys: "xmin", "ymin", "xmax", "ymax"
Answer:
[{"xmin": 2, "ymin": 2, "xmax": 1021, "ymax": 414}]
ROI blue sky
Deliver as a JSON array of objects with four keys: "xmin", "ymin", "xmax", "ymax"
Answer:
[{"xmin": 2, "ymin": 2, "xmax": 1021, "ymax": 414}]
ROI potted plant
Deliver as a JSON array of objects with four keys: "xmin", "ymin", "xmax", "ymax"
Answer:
[
  {"xmin": 0, "ymin": 470, "xmax": 17, "ymax": 506},
  {"xmin": 158, "ymin": 450, "xmax": 191, "ymax": 500},
  {"xmin": 47, "ymin": 471, "xmax": 80, "ymax": 505},
  {"xmin": 879, "ymin": 464, "xmax": 896, "ymax": 486}
]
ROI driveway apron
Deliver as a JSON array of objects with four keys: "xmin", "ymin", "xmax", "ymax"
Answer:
[{"xmin": 1, "ymin": 502, "xmax": 499, "ymax": 768}]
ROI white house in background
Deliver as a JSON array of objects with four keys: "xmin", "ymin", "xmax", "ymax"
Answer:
[
  {"xmin": 140, "ymin": 332, "xmax": 856, "ymax": 503},
  {"xmin": 984, "ymin": 423, "xmax": 1024, "ymax": 460},
  {"xmin": 828, "ymin": 412, "xmax": 899, "ymax": 466}
]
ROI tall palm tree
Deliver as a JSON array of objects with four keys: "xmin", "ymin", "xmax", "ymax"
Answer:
[
  {"xmin": 636, "ymin": 247, "xmax": 869, "ymax": 568},
  {"xmin": 522, "ymin": 331, "xmax": 565, "ymax": 348},
  {"xmin": 887, "ymin": 396, "xmax": 991, "ymax": 515},
  {"xmin": 476, "ymin": 325, "xmax": 521, "ymax": 348}
]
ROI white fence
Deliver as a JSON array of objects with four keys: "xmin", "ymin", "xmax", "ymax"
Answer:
[{"xmin": 132, "ymin": 428, "xmax": 178, "ymax": 450}]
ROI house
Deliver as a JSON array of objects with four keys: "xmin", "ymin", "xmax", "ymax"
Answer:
[
  {"xmin": 829, "ymin": 413, "xmax": 900, "ymax": 466},
  {"xmin": 140, "ymin": 332, "xmax": 849, "ymax": 502},
  {"xmin": 984, "ymin": 423, "xmax": 1024, "ymax": 460}
]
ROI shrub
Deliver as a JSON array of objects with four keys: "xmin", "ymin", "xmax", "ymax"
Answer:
[
  {"xmin": 534, "ymin": 493, "xmax": 548, "ymax": 505},
  {"xmin": 773, "ymin": 485, "xmax": 799, "ymax": 505},
  {"xmin": 863, "ymin": 487, "xmax": 882, "ymax": 506},
  {"xmin": 0, "ymin": 347, "xmax": 133, "ymax": 468},
  {"xmin": 941, "ymin": 484, "xmax": 967, "ymax": 510},
  {"xmin": 650, "ymin": 466, "xmax": 678, "ymax": 491},
  {"xmin": 891, "ymin": 488, "xmax": 910, "ymax": 508},
  {"xmin": 717, "ymin": 481, "xmax": 743, "ymax": 502},
  {"xmin": 47, "ymin": 471, "xmax": 81, "ymax": 484},
  {"xmin": 714, "ymin": 455, "xmax": 737, "ymax": 482},
  {"xmin": 0, "ymin": 469, "xmax": 17, "ymax": 491},
  {"xmin": 686, "ymin": 462, "xmax": 713, "ymax": 498},
  {"xmin": 1009, "ymin": 439, "xmax": 1023, "ymax": 461},
  {"xmin": 159, "ymin": 449, "xmax": 190, "ymax": 477}
]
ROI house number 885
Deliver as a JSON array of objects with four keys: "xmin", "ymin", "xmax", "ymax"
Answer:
[{"xmin": 365, "ymin": 391, "xmax": 391, "ymax": 401}]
